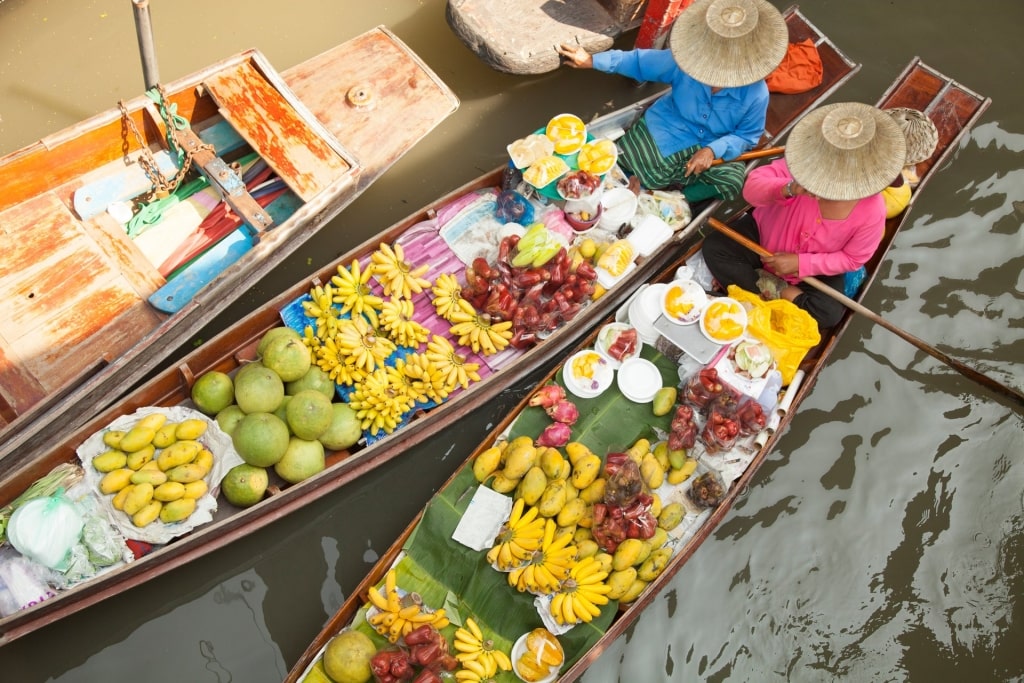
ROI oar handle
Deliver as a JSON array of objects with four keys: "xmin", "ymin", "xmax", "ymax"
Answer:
[
  {"xmin": 706, "ymin": 217, "xmax": 1024, "ymax": 411},
  {"xmin": 710, "ymin": 145, "xmax": 785, "ymax": 167}
]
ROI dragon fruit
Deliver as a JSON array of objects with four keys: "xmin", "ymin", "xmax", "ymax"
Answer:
[
  {"xmin": 535, "ymin": 421, "xmax": 571, "ymax": 447},
  {"xmin": 528, "ymin": 384, "xmax": 566, "ymax": 409},
  {"xmin": 545, "ymin": 398, "xmax": 579, "ymax": 425}
]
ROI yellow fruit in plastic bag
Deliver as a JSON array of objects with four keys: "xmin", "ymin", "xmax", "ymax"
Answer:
[
  {"xmin": 523, "ymin": 155, "xmax": 570, "ymax": 189},
  {"xmin": 577, "ymin": 138, "xmax": 617, "ymax": 175},
  {"xmin": 597, "ymin": 239, "xmax": 635, "ymax": 277},
  {"xmin": 508, "ymin": 133, "xmax": 555, "ymax": 169},
  {"xmin": 545, "ymin": 113, "xmax": 587, "ymax": 154}
]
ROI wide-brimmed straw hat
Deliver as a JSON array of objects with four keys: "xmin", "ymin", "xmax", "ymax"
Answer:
[
  {"xmin": 785, "ymin": 102, "xmax": 908, "ymax": 200},
  {"xmin": 669, "ymin": 0, "xmax": 788, "ymax": 88},
  {"xmin": 885, "ymin": 107, "xmax": 939, "ymax": 165}
]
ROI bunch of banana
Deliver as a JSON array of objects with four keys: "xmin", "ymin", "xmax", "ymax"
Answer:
[
  {"xmin": 300, "ymin": 325, "xmax": 322, "ymax": 354},
  {"xmin": 365, "ymin": 569, "xmax": 449, "ymax": 643},
  {"xmin": 486, "ymin": 497, "xmax": 546, "ymax": 570},
  {"xmin": 549, "ymin": 555, "xmax": 612, "ymax": 625},
  {"xmin": 448, "ymin": 299, "xmax": 513, "ymax": 356},
  {"xmin": 301, "ymin": 283, "xmax": 342, "ymax": 339},
  {"xmin": 431, "ymin": 273, "xmax": 463, "ymax": 321},
  {"xmin": 333, "ymin": 316, "xmax": 396, "ymax": 373},
  {"xmin": 396, "ymin": 352, "xmax": 449, "ymax": 403},
  {"xmin": 331, "ymin": 258, "xmax": 383, "ymax": 327},
  {"xmin": 508, "ymin": 518, "xmax": 576, "ymax": 594},
  {"xmin": 385, "ymin": 357, "xmax": 434, "ymax": 407},
  {"xmin": 314, "ymin": 336, "xmax": 367, "ymax": 387},
  {"xmin": 379, "ymin": 297, "xmax": 429, "ymax": 348},
  {"xmin": 453, "ymin": 617, "xmax": 512, "ymax": 681},
  {"xmin": 369, "ymin": 242, "xmax": 432, "ymax": 301},
  {"xmin": 425, "ymin": 335, "xmax": 481, "ymax": 390},
  {"xmin": 348, "ymin": 368, "xmax": 414, "ymax": 436}
]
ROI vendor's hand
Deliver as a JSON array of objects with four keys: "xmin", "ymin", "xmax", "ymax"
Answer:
[
  {"xmin": 556, "ymin": 43, "xmax": 593, "ymax": 69},
  {"xmin": 684, "ymin": 147, "xmax": 716, "ymax": 177},
  {"xmin": 761, "ymin": 252, "xmax": 800, "ymax": 277}
]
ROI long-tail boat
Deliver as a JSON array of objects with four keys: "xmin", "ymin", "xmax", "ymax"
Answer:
[
  {"xmin": 284, "ymin": 58, "xmax": 989, "ymax": 682},
  {"xmin": 0, "ymin": 7, "xmax": 855, "ymax": 645}
]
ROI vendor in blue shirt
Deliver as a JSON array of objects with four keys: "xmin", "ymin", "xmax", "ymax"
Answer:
[{"xmin": 556, "ymin": 0, "xmax": 787, "ymax": 204}]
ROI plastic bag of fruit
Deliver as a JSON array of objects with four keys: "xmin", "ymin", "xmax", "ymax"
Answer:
[{"xmin": 700, "ymin": 401, "xmax": 740, "ymax": 454}]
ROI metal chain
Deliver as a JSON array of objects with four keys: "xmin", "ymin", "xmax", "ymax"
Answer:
[{"xmin": 119, "ymin": 98, "xmax": 170, "ymax": 200}]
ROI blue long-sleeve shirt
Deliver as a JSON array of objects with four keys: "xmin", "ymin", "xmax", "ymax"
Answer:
[{"xmin": 593, "ymin": 49, "xmax": 769, "ymax": 160}]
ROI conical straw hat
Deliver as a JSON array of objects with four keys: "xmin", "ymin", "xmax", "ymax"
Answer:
[
  {"xmin": 885, "ymin": 107, "xmax": 939, "ymax": 165},
  {"xmin": 785, "ymin": 102, "xmax": 908, "ymax": 200},
  {"xmin": 669, "ymin": 0, "xmax": 788, "ymax": 88}
]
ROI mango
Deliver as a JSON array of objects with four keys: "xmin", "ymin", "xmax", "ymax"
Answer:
[
  {"xmin": 140, "ymin": 459, "xmax": 162, "ymax": 472},
  {"xmin": 619, "ymin": 577, "xmax": 649, "ymax": 604},
  {"xmin": 130, "ymin": 469, "xmax": 168, "ymax": 486},
  {"xmin": 92, "ymin": 449, "xmax": 127, "ymax": 473},
  {"xmin": 640, "ymin": 453, "xmax": 665, "ymax": 490},
  {"xmin": 649, "ymin": 492, "xmax": 662, "ymax": 519},
  {"xmin": 118, "ymin": 425, "xmax": 157, "ymax": 453},
  {"xmin": 517, "ymin": 466, "xmax": 548, "ymax": 506},
  {"xmin": 166, "ymin": 463, "xmax": 207, "ymax": 483},
  {"xmin": 153, "ymin": 481, "xmax": 186, "ymax": 502},
  {"xmin": 152, "ymin": 423, "xmax": 179, "ymax": 449},
  {"xmin": 634, "ymin": 540, "xmax": 653, "ymax": 567},
  {"xmin": 102, "ymin": 430, "xmax": 127, "ymax": 449},
  {"xmin": 555, "ymin": 458, "xmax": 572, "ymax": 480},
  {"xmin": 648, "ymin": 527, "xmax": 669, "ymax": 549},
  {"xmin": 136, "ymin": 412, "xmax": 169, "ymax": 431},
  {"xmin": 111, "ymin": 484, "xmax": 133, "ymax": 511},
  {"xmin": 578, "ymin": 477, "xmax": 606, "ymax": 504},
  {"xmin": 651, "ymin": 387, "xmax": 677, "ymax": 416},
  {"xmin": 605, "ymin": 567, "xmax": 637, "ymax": 600},
  {"xmin": 539, "ymin": 447, "xmax": 566, "ymax": 479},
  {"xmin": 536, "ymin": 480, "xmax": 568, "ymax": 518},
  {"xmin": 576, "ymin": 538, "xmax": 599, "ymax": 560},
  {"xmin": 502, "ymin": 441, "xmax": 538, "ymax": 480},
  {"xmin": 570, "ymin": 454, "xmax": 602, "ymax": 490},
  {"xmin": 565, "ymin": 441, "xmax": 594, "ymax": 466},
  {"xmin": 122, "ymin": 482, "xmax": 154, "ymax": 516},
  {"xmin": 99, "ymin": 468, "xmax": 134, "ymax": 495},
  {"xmin": 131, "ymin": 500, "xmax": 162, "ymax": 528},
  {"xmin": 490, "ymin": 472, "xmax": 520, "ymax": 494},
  {"xmin": 160, "ymin": 497, "xmax": 197, "ymax": 523},
  {"xmin": 126, "ymin": 445, "xmax": 156, "ymax": 470},
  {"xmin": 625, "ymin": 438, "xmax": 650, "ymax": 464},
  {"xmin": 472, "ymin": 445, "xmax": 503, "ymax": 482},
  {"xmin": 637, "ymin": 547, "xmax": 673, "ymax": 581},
  {"xmin": 572, "ymin": 526, "xmax": 593, "ymax": 544},
  {"xmin": 175, "ymin": 418, "xmax": 208, "ymax": 441},
  {"xmin": 556, "ymin": 497, "xmax": 587, "ymax": 527},
  {"xmin": 593, "ymin": 552, "xmax": 614, "ymax": 575},
  {"xmin": 652, "ymin": 441, "xmax": 670, "ymax": 471},
  {"xmin": 667, "ymin": 447, "xmax": 688, "ymax": 471},
  {"xmin": 157, "ymin": 440, "xmax": 201, "ymax": 471},
  {"xmin": 658, "ymin": 502, "xmax": 686, "ymax": 531},
  {"xmin": 182, "ymin": 480, "xmax": 209, "ymax": 499},
  {"xmin": 612, "ymin": 538, "xmax": 646, "ymax": 571},
  {"xmin": 194, "ymin": 448, "xmax": 214, "ymax": 476},
  {"xmin": 576, "ymin": 505, "xmax": 594, "ymax": 529}
]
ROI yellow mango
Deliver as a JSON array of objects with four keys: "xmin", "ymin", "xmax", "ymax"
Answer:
[
  {"xmin": 556, "ymin": 497, "xmax": 587, "ymax": 527},
  {"xmin": 102, "ymin": 430, "xmax": 127, "ymax": 449},
  {"xmin": 130, "ymin": 469, "xmax": 168, "ymax": 486},
  {"xmin": 640, "ymin": 453, "xmax": 665, "ymax": 490},
  {"xmin": 619, "ymin": 577, "xmax": 649, "ymax": 604},
  {"xmin": 649, "ymin": 493, "xmax": 663, "ymax": 519},
  {"xmin": 612, "ymin": 538, "xmax": 645, "ymax": 571},
  {"xmin": 136, "ymin": 412, "xmax": 169, "ymax": 431},
  {"xmin": 92, "ymin": 449, "xmax": 127, "ymax": 473},
  {"xmin": 572, "ymin": 526, "xmax": 593, "ymax": 544},
  {"xmin": 152, "ymin": 423, "xmax": 179, "ymax": 449},
  {"xmin": 555, "ymin": 523, "xmax": 577, "ymax": 540},
  {"xmin": 579, "ymin": 477, "xmax": 606, "ymax": 504},
  {"xmin": 539, "ymin": 447, "xmax": 566, "ymax": 479},
  {"xmin": 555, "ymin": 458, "xmax": 572, "ymax": 480},
  {"xmin": 593, "ymin": 552, "xmax": 614, "ymax": 575},
  {"xmin": 157, "ymin": 440, "xmax": 201, "ymax": 471},
  {"xmin": 536, "ymin": 480, "xmax": 568, "ymax": 518},
  {"xmin": 175, "ymin": 418, "xmax": 208, "ymax": 441},
  {"xmin": 490, "ymin": 472, "xmax": 520, "ymax": 494},
  {"xmin": 153, "ymin": 481, "xmax": 186, "ymax": 502},
  {"xmin": 625, "ymin": 438, "xmax": 650, "ymax": 463},
  {"xmin": 131, "ymin": 500, "xmax": 162, "ymax": 528},
  {"xmin": 122, "ymin": 482, "xmax": 154, "ymax": 516},
  {"xmin": 125, "ymin": 445, "xmax": 156, "ymax": 471},
  {"xmin": 193, "ymin": 448, "xmax": 214, "ymax": 476},
  {"xmin": 576, "ymin": 505, "xmax": 594, "ymax": 529},
  {"xmin": 658, "ymin": 502, "xmax": 686, "ymax": 531},
  {"xmin": 166, "ymin": 463, "xmax": 206, "ymax": 483},
  {"xmin": 472, "ymin": 445, "xmax": 503, "ymax": 482},
  {"xmin": 182, "ymin": 480, "xmax": 209, "ymax": 499},
  {"xmin": 140, "ymin": 459, "xmax": 162, "ymax": 472},
  {"xmin": 564, "ymin": 441, "xmax": 594, "ymax": 466},
  {"xmin": 637, "ymin": 547, "xmax": 673, "ymax": 581},
  {"xmin": 99, "ymin": 468, "xmax": 134, "ymax": 495},
  {"xmin": 652, "ymin": 442, "xmax": 670, "ymax": 471},
  {"xmin": 648, "ymin": 527, "xmax": 669, "ymax": 550},
  {"xmin": 651, "ymin": 387, "xmax": 677, "ymax": 417},
  {"xmin": 605, "ymin": 567, "xmax": 637, "ymax": 600},
  {"xmin": 570, "ymin": 454, "xmax": 602, "ymax": 490},
  {"xmin": 111, "ymin": 484, "xmax": 133, "ymax": 511},
  {"xmin": 576, "ymin": 538, "xmax": 599, "ymax": 560},
  {"xmin": 516, "ymin": 466, "xmax": 548, "ymax": 507},
  {"xmin": 118, "ymin": 425, "xmax": 157, "ymax": 453},
  {"xmin": 159, "ymin": 497, "xmax": 197, "ymax": 523},
  {"xmin": 502, "ymin": 442, "xmax": 538, "ymax": 480},
  {"xmin": 634, "ymin": 540, "xmax": 653, "ymax": 566}
]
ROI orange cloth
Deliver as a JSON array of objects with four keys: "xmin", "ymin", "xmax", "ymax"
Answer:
[{"xmin": 766, "ymin": 39, "xmax": 824, "ymax": 94}]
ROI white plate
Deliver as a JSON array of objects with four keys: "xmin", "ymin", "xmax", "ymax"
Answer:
[
  {"xmin": 699, "ymin": 297, "xmax": 748, "ymax": 345},
  {"xmin": 616, "ymin": 357, "xmax": 662, "ymax": 403},
  {"xmin": 564, "ymin": 350, "xmax": 613, "ymax": 399},
  {"xmin": 594, "ymin": 322, "xmax": 642, "ymax": 368},
  {"xmin": 512, "ymin": 632, "xmax": 559, "ymax": 683},
  {"xmin": 660, "ymin": 279, "xmax": 707, "ymax": 325}
]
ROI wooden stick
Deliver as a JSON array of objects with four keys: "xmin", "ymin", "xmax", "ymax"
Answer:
[
  {"xmin": 711, "ymin": 146, "xmax": 785, "ymax": 167},
  {"xmin": 707, "ymin": 217, "xmax": 1024, "ymax": 410}
]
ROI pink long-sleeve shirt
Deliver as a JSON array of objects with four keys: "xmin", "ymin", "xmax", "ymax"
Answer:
[{"xmin": 744, "ymin": 159, "xmax": 886, "ymax": 281}]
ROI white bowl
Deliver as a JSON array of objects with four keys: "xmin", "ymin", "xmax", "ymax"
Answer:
[
  {"xmin": 616, "ymin": 357, "xmax": 662, "ymax": 403},
  {"xmin": 699, "ymin": 297, "xmax": 748, "ymax": 345},
  {"xmin": 512, "ymin": 632, "xmax": 560, "ymax": 683},
  {"xmin": 660, "ymin": 279, "xmax": 707, "ymax": 325},
  {"xmin": 598, "ymin": 187, "xmax": 638, "ymax": 232},
  {"xmin": 594, "ymin": 322, "xmax": 642, "ymax": 368},
  {"xmin": 564, "ymin": 350, "xmax": 614, "ymax": 399}
]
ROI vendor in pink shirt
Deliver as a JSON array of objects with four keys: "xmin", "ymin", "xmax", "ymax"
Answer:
[{"xmin": 702, "ymin": 102, "xmax": 907, "ymax": 327}]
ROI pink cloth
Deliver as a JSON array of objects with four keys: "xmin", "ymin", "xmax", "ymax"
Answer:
[{"xmin": 743, "ymin": 159, "xmax": 885, "ymax": 281}]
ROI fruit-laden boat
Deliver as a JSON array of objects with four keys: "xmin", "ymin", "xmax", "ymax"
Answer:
[
  {"xmin": 0, "ymin": 26, "xmax": 460, "ymax": 462},
  {"xmin": 0, "ymin": 8, "xmax": 854, "ymax": 645},
  {"xmin": 284, "ymin": 59, "xmax": 989, "ymax": 683}
]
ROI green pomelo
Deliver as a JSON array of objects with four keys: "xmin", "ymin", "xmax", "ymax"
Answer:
[
  {"xmin": 257, "ymin": 326, "xmax": 301, "ymax": 357},
  {"xmin": 318, "ymin": 403, "xmax": 363, "ymax": 451},
  {"xmin": 273, "ymin": 395, "xmax": 293, "ymax": 424},
  {"xmin": 215, "ymin": 404, "xmax": 247, "ymax": 436},
  {"xmin": 191, "ymin": 371, "xmax": 234, "ymax": 416},
  {"xmin": 323, "ymin": 630, "xmax": 376, "ymax": 683},
  {"xmin": 285, "ymin": 390, "xmax": 333, "ymax": 440},
  {"xmin": 262, "ymin": 335, "xmax": 312, "ymax": 382},
  {"xmin": 231, "ymin": 412, "xmax": 290, "ymax": 467},
  {"xmin": 286, "ymin": 365, "xmax": 336, "ymax": 399},
  {"xmin": 274, "ymin": 437, "xmax": 325, "ymax": 484},
  {"xmin": 220, "ymin": 463, "xmax": 269, "ymax": 508},
  {"xmin": 234, "ymin": 362, "xmax": 284, "ymax": 414}
]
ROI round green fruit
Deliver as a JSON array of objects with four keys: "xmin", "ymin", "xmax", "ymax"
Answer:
[
  {"xmin": 233, "ymin": 362, "xmax": 284, "ymax": 414},
  {"xmin": 220, "ymin": 463, "xmax": 268, "ymax": 508},
  {"xmin": 318, "ymin": 403, "xmax": 363, "ymax": 451},
  {"xmin": 323, "ymin": 629, "xmax": 375, "ymax": 683},
  {"xmin": 262, "ymin": 335, "xmax": 312, "ymax": 383},
  {"xmin": 286, "ymin": 390, "xmax": 333, "ymax": 440},
  {"xmin": 256, "ymin": 326, "xmax": 301, "ymax": 357},
  {"xmin": 286, "ymin": 365, "xmax": 336, "ymax": 399},
  {"xmin": 191, "ymin": 371, "xmax": 234, "ymax": 416},
  {"xmin": 231, "ymin": 412, "xmax": 290, "ymax": 467},
  {"xmin": 274, "ymin": 437, "xmax": 325, "ymax": 484},
  {"xmin": 215, "ymin": 404, "xmax": 246, "ymax": 436}
]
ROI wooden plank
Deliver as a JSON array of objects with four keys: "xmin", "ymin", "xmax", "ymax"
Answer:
[{"xmin": 202, "ymin": 59, "xmax": 353, "ymax": 202}]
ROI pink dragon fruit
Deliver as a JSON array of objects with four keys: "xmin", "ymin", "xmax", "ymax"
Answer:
[
  {"xmin": 528, "ymin": 383, "xmax": 566, "ymax": 409},
  {"xmin": 535, "ymin": 421, "xmax": 571, "ymax": 447},
  {"xmin": 545, "ymin": 398, "xmax": 579, "ymax": 425}
]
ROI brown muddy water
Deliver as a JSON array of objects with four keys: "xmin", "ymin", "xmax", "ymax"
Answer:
[{"xmin": 0, "ymin": 0, "xmax": 1022, "ymax": 681}]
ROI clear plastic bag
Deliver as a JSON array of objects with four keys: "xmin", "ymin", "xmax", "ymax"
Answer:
[{"xmin": 6, "ymin": 491, "xmax": 83, "ymax": 571}]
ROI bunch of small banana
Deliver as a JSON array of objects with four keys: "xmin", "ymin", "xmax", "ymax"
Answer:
[
  {"xmin": 379, "ymin": 297, "xmax": 429, "ymax": 348},
  {"xmin": 348, "ymin": 368, "xmax": 415, "ymax": 436},
  {"xmin": 333, "ymin": 316, "xmax": 396, "ymax": 373},
  {"xmin": 549, "ymin": 555, "xmax": 613, "ymax": 625},
  {"xmin": 448, "ymin": 299, "xmax": 513, "ymax": 356},
  {"xmin": 508, "ymin": 518, "xmax": 576, "ymax": 594},
  {"xmin": 396, "ymin": 352, "xmax": 450, "ymax": 403},
  {"xmin": 300, "ymin": 325, "xmax": 322, "ymax": 354},
  {"xmin": 331, "ymin": 258, "xmax": 383, "ymax": 327},
  {"xmin": 425, "ymin": 335, "xmax": 481, "ymax": 390},
  {"xmin": 369, "ymin": 242, "xmax": 432, "ymax": 301},
  {"xmin": 301, "ymin": 283, "xmax": 342, "ymax": 339},
  {"xmin": 486, "ymin": 497, "xmax": 546, "ymax": 570},
  {"xmin": 314, "ymin": 336, "xmax": 367, "ymax": 387},
  {"xmin": 453, "ymin": 617, "xmax": 512, "ymax": 682},
  {"xmin": 365, "ymin": 569, "xmax": 449, "ymax": 643},
  {"xmin": 385, "ymin": 357, "xmax": 435, "ymax": 407},
  {"xmin": 430, "ymin": 273, "xmax": 464, "ymax": 321}
]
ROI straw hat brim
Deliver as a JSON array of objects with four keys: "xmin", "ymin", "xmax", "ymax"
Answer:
[
  {"xmin": 785, "ymin": 102, "xmax": 908, "ymax": 201},
  {"xmin": 669, "ymin": 0, "xmax": 789, "ymax": 88},
  {"xmin": 885, "ymin": 107, "xmax": 940, "ymax": 165}
]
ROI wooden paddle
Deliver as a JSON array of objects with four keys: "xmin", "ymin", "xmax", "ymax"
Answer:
[
  {"xmin": 707, "ymin": 217, "xmax": 1024, "ymax": 409},
  {"xmin": 710, "ymin": 146, "xmax": 785, "ymax": 166}
]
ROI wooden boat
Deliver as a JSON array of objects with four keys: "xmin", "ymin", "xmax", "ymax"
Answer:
[
  {"xmin": 0, "ymin": 26, "xmax": 460, "ymax": 462},
  {"xmin": 0, "ymin": 8, "xmax": 854, "ymax": 645},
  {"xmin": 284, "ymin": 58, "xmax": 989, "ymax": 682}
]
